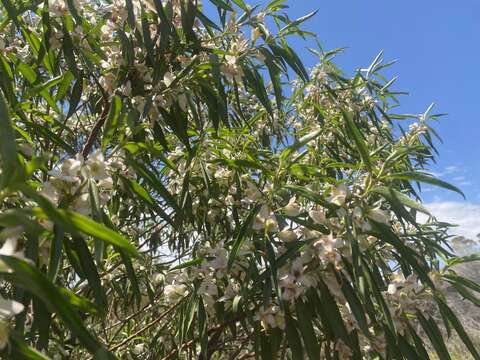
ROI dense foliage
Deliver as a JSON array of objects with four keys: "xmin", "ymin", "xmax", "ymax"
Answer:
[{"xmin": 0, "ymin": 0, "xmax": 478, "ymax": 359}]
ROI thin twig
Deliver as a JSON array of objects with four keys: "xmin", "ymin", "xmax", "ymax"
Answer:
[
  {"xmin": 81, "ymin": 100, "xmax": 110, "ymax": 159},
  {"xmin": 81, "ymin": 74, "xmax": 110, "ymax": 159},
  {"xmin": 108, "ymin": 296, "xmax": 187, "ymax": 352}
]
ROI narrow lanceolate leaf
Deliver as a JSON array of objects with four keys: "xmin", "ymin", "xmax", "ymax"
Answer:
[
  {"xmin": 10, "ymin": 336, "xmax": 51, "ymax": 360},
  {"xmin": 228, "ymin": 205, "xmax": 260, "ymax": 269},
  {"xmin": 129, "ymin": 160, "xmax": 180, "ymax": 213},
  {"xmin": 342, "ymin": 110, "xmax": 372, "ymax": 171},
  {"xmin": 65, "ymin": 211, "xmax": 138, "ymax": 256},
  {"xmin": 66, "ymin": 75, "xmax": 83, "ymax": 118},
  {"xmin": 339, "ymin": 274, "xmax": 370, "ymax": 335},
  {"xmin": 279, "ymin": 10, "xmax": 319, "ymax": 35},
  {"xmin": 47, "ymin": 225, "xmax": 64, "ymax": 281},
  {"xmin": 102, "ymin": 95, "xmax": 122, "ymax": 150},
  {"xmin": 122, "ymin": 177, "xmax": 175, "ymax": 228},
  {"xmin": 387, "ymin": 171, "xmax": 465, "ymax": 198},
  {"xmin": 436, "ymin": 297, "xmax": 480, "ymax": 360},
  {"xmin": 295, "ymin": 300, "xmax": 320, "ymax": 360},
  {"xmin": 72, "ymin": 236, "xmax": 107, "ymax": 310},
  {"xmin": 317, "ymin": 280, "xmax": 352, "ymax": 347},
  {"xmin": 285, "ymin": 184, "xmax": 335, "ymax": 210},
  {"xmin": 417, "ymin": 312, "xmax": 451, "ymax": 360},
  {"xmin": 0, "ymin": 256, "xmax": 104, "ymax": 355},
  {"xmin": 371, "ymin": 186, "xmax": 430, "ymax": 215},
  {"xmin": 284, "ymin": 308, "xmax": 304, "ymax": 360},
  {"xmin": 23, "ymin": 186, "xmax": 138, "ymax": 256},
  {"xmin": 171, "ymin": 257, "xmax": 203, "ymax": 270},
  {"xmin": 281, "ymin": 128, "xmax": 322, "ymax": 160},
  {"xmin": 0, "ymin": 92, "xmax": 18, "ymax": 186}
]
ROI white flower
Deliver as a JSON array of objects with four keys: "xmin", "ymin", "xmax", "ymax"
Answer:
[
  {"xmin": 71, "ymin": 193, "xmax": 90, "ymax": 216},
  {"xmin": 61, "ymin": 158, "xmax": 82, "ymax": 177},
  {"xmin": 387, "ymin": 283, "xmax": 397, "ymax": 295},
  {"xmin": 221, "ymin": 55, "xmax": 244, "ymax": 82},
  {"xmin": 152, "ymin": 273, "xmax": 164, "ymax": 285},
  {"xmin": 97, "ymin": 177, "xmax": 113, "ymax": 190},
  {"xmin": 132, "ymin": 96, "xmax": 146, "ymax": 114},
  {"xmin": 367, "ymin": 207, "xmax": 390, "ymax": 224},
  {"xmin": 132, "ymin": 343, "xmax": 145, "ymax": 355},
  {"xmin": 0, "ymin": 236, "xmax": 25, "ymax": 272},
  {"xmin": 198, "ymin": 277, "xmax": 218, "ymax": 297},
  {"xmin": 0, "ymin": 297, "xmax": 24, "ymax": 318},
  {"xmin": 265, "ymin": 217, "xmax": 279, "ymax": 233},
  {"xmin": 277, "ymin": 227, "xmax": 297, "ymax": 242},
  {"xmin": 48, "ymin": 168, "xmax": 80, "ymax": 184},
  {"xmin": 85, "ymin": 150, "xmax": 109, "ymax": 181},
  {"xmin": 164, "ymin": 284, "xmax": 188, "ymax": 301},
  {"xmin": 252, "ymin": 205, "xmax": 278, "ymax": 232},
  {"xmin": 257, "ymin": 305, "xmax": 285, "ymax": 330},
  {"xmin": 328, "ymin": 184, "xmax": 349, "ymax": 206},
  {"xmin": 283, "ymin": 196, "xmax": 301, "ymax": 217},
  {"xmin": 251, "ymin": 27, "xmax": 261, "ymax": 42},
  {"xmin": 207, "ymin": 248, "xmax": 228, "ymax": 271},
  {"xmin": 308, "ymin": 207, "xmax": 326, "ymax": 224},
  {"xmin": 163, "ymin": 71, "xmax": 174, "ymax": 87},
  {"xmin": 244, "ymin": 182, "xmax": 262, "ymax": 203},
  {"xmin": 0, "ymin": 226, "xmax": 24, "ymax": 241},
  {"xmin": 290, "ymin": 257, "xmax": 303, "ymax": 275},
  {"xmin": 279, "ymin": 274, "xmax": 302, "ymax": 301}
]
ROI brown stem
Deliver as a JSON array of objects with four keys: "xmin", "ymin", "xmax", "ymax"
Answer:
[
  {"xmin": 81, "ymin": 100, "xmax": 110, "ymax": 159},
  {"xmin": 108, "ymin": 296, "xmax": 187, "ymax": 352}
]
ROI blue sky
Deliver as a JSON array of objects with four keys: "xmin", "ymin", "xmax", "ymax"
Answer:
[
  {"xmin": 206, "ymin": 0, "xmax": 480, "ymax": 237},
  {"xmin": 271, "ymin": 0, "xmax": 480, "ymax": 205}
]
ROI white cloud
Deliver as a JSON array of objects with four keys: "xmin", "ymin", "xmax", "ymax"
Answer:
[
  {"xmin": 430, "ymin": 164, "xmax": 464, "ymax": 178},
  {"xmin": 420, "ymin": 201, "xmax": 480, "ymax": 239}
]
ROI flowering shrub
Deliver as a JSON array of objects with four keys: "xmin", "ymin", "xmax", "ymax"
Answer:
[{"xmin": 0, "ymin": 0, "xmax": 478, "ymax": 359}]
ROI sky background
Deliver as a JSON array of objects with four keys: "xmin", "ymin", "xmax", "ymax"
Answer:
[{"xmin": 208, "ymin": 0, "xmax": 480, "ymax": 239}]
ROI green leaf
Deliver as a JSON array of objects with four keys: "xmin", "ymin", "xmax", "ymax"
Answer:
[
  {"xmin": 0, "ymin": 92, "xmax": 18, "ymax": 187},
  {"xmin": 284, "ymin": 308, "xmax": 304, "ymax": 360},
  {"xmin": 9, "ymin": 335, "xmax": 52, "ymax": 360},
  {"xmin": 436, "ymin": 297, "xmax": 480, "ymax": 359},
  {"xmin": 47, "ymin": 225, "xmax": 64, "ymax": 281},
  {"xmin": 407, "ymin": 324, "xmax": 430, "ymax": 359},
  {"xmin": 228, "ymin": 205, "xmax": 260, "ymax": 269},
  {"xmin": 269, "ymin": 43, "xmax": 309, "ymax": 82},
  {"xmin": 65, "ymin": 211, "xmax": 138, "ymax": 256},
  {"xmin": 122, "ymin": 177, "xmax": 175, "ymax": 228},
  {"xmin": 339, "ymin": 274, "xmax": 370, "ymax": 335},
  {"xmin": 279, "ymin": 10, "xmax": 318, "ymax": 35},
  {"xmin": 0, "ymin": 256, "xmax": 104, "ymax": 354},
  {"xmin": 285, "ymin": 184, "xmax": 335, "ymax": 210},
  {"xmin": 102, "ymin": 95, "xmax": 122, "ymax": 150},
  {"xmin": 128, "ymin": 160, "xmax": 180, "ymax": 213},
  {"xmin": 197, "ymin": 297, "xmax": 208, "ymax": 358},
  {"xmin": 281, "ymin": 128, "xmax": 322, "ymax": 160},
  {"xmin": 371, "ymin": 186, "xmax": 430, "ymax": 215},
  {"xmin": 72, "ymin": 236, "xmax": 107, "ymax": 311},
  {"xmin": 119, "ymin": 249, "xmax": 142, "ymax": 304},
  {"xmin": 67, "ymin": 75, "xmax": 83, "ymax": 119},
  {"xmin": 295, "ymin": 300, "xmax": 320, "ymax": 360},
  {"xmin": 243, "ymin": 64, "xmax": 273, "ymax": 117},
  {"xmin": 209, "ymin": 0, "xmax": 233, "ymax": 11},
  {"xmin": 30, "ymin": 74, "xmax": 64, "ymax": 95},
  {"xmin": 317, "ymin": 280, "xmax": 352, "ymax": 347},
  {"xmin": 417, "ymin": 312, "xmax": 451, "ymax": 360},
  {"xmin": 342, "ymin": 110, "xmax": 372, "ymax": 171},
  {"xmin": 171, "ymin": 258, "xmax": 203, "ymax": 270},
  {"xmin": 387, "ymin": 171, "xmax": 465, "ymax": 198}
]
